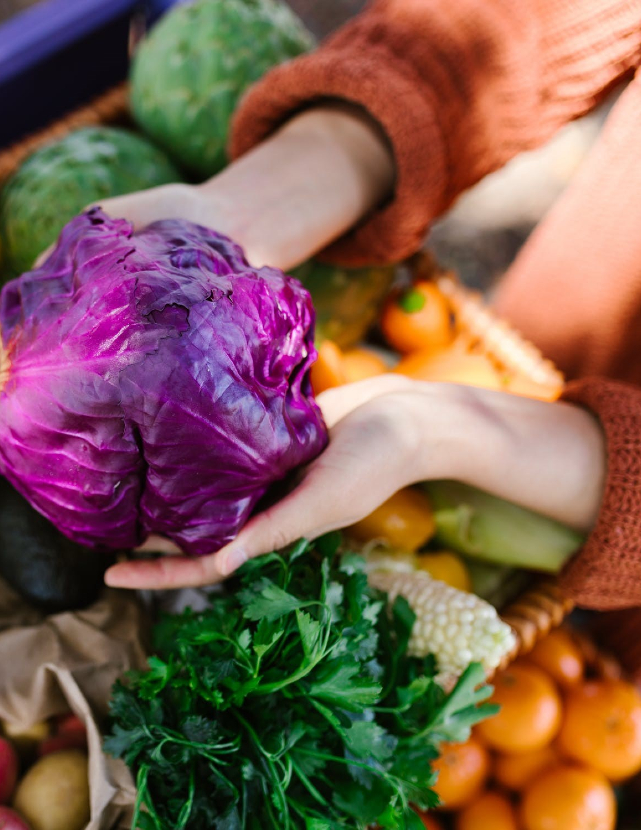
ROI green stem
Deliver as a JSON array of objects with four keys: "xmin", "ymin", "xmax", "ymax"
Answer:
[{"xmin": 290, "ymin": 756, "xmax": 329, "ymax": 807}]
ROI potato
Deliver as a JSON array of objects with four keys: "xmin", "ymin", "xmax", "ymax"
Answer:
[
  {"xmin": 0, "ymin": 806, "xmax": 32, "ymax": 829},
  {"xmin": 0, "ymin": 739, "xmax": 17, "ymax": 804},
  {"xmin": 13, "ymin": 750, "xmax": 89, "ymax": 830}
]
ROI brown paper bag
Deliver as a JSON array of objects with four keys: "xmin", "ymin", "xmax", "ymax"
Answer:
[{"xmin": 0, "ymin": 578, "xmax": 150, "ymax": 829}]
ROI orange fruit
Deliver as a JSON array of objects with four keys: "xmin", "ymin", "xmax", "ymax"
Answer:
[
  {"xmin": 525, "ymin": 628, "xmax": 584, "ymax": 689},
  {"xmin": 455, "ymin": 791, "xmax": 519, "ymax": 830},
  {"xmin": 415, "ymin": 812, "xmax": 443, "ymax": 830},
  {"xmin": 347, "ymin": 488, "xmax": 435, "ymax": 551},
  {"xmin": 310, "ymin": 340, "xmax": 346, "ymax": 395},
  {"xmin": 493, "ymin": 744, "xmax": 558, "ymax": 791},
  {"xmin": 475, "ymin": 663, "xmax": 562, "ymax": 753},
  {"xmin": 432, "ymin": 738, "xmax": 490, "ymax": 810},
  {"xmin": 415, "ymin": 551, "xmax": 472, "ymax": 592},
  {"xmin": 521, "ymin": 764, "xmax": 616, "ymax": 830},
  {"xmin": 557, "ymin": 679, "xmax": 641, "ymax": 781},
  {"xmin": 395, "ymin": 343, "xmax": 506, "ymax": 391},
  {"xmin": 381, "ymin": 281, "xmax": 453, "ymax": 354},
  {"xmin": 342, "ymin": 347, "xmax": 388, "ymax": 383}
]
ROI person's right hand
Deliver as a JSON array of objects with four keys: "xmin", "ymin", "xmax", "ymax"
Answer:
[{"xmin": 104, "ymin": 375, "xmax": 606, "ymax": 591}]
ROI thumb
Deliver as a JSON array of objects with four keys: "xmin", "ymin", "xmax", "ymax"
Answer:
[{"xmin": 214, "ymin": 403, "xmax": 410, "ymax": 576}]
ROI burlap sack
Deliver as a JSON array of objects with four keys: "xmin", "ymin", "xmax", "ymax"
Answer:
[{"xmin": 0, "ymin": 578, "xmax": 150, "ymax": 829}]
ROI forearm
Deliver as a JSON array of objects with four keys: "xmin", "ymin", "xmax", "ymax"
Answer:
[
  {"xmin": 198, "ymin": 105, "xmax": 394, "ymax": 269},
  {"xmin": 97, "ymin": 105, "xmax": 394, "ymax": 271},
  {"xmin": 408, "ymin": 384, "xmax": 606, "ymax": 532},
  {"xmin": 230, "ymin": 0, "xmax": 641, "ymax": 265}
]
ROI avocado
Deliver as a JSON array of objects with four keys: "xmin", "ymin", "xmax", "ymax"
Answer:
[{"xmin": 0, "ymin": 477, "xmax": 116, "ymax": 612}]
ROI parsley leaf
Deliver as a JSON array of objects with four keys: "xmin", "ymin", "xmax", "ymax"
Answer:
[{"xmin": 106, "ymin": 536, "xmax": 495, "ymax": 829}]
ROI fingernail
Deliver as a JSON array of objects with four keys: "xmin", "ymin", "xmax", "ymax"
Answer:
[{"xmin": 219, "ymin": 547, "xmax": 248, "ymax": 576}]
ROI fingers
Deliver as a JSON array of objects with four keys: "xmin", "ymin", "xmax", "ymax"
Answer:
[
  {"xmin": 96, "ymin": 183, "xmax": 198, "ymax": 229},
  {"xmin": 97, "ymin": 189, "xmax": 167, "ymax": 229},
  {"xmin": 103, "ymin": 393, "xmax": 414, "ymax": 590},
  {"xmin": 213, "ymin": 397, "xmax": 414, "ymax": 575},
  {"xmin": 34, "ymin": 244, "xmax": 54, "ymax": 268},
  {"xmin": 104, "ymin": 549, "xmax": 224, "ymax": 590}
]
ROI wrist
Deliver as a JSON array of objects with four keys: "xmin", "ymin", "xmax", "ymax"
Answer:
[
  {"xmin": 197, "ymin": 104, "xmax": 394, "ymax": 269},
  {"xmin": 403, "ymin": 384, "xmax": 490, "ymax": 484},
  {"xmin": 407, "ymin": 383, "xmax": 605, "ymax": 531}
]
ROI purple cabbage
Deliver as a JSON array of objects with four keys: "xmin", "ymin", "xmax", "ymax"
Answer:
[{"xmin": 0, "ymin": 209, "xmax": 326, "ymax": 555}]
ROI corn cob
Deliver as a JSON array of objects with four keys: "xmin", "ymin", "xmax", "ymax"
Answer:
[{"xmin": 368, "ymin": 569, "xmax": 516, "ymax": 677}]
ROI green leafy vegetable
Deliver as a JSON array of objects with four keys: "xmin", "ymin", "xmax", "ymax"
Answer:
[{"xmin": 106, "ymin": 535, "xmax": 497, "ymax": 828}]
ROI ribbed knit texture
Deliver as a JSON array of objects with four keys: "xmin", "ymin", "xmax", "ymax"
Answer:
[
  {"xmin": 495, "ymin": 70, "xmax": 641, "ymax": 383},
  {"xmin": 560, "ymin": 379, "xmax": 641, "ymax": 610},
  {"xmin": 230, "ymin": 0, "xmax": 641, "ymax": 265},
  {"xmin": 229, "ymin": 0, "xmax": 641, "ymax": 670}
]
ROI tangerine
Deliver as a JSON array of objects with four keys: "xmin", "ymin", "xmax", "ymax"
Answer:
[
  {"xmin": 475, "ymin": 662, "xmax": 562, "ymax": 753},
  {"xmin": 342, "ymin": 347, "xmax": 388, "ymax": 383},
  {"xmin": 414, "ymin": 551, "xmax": 472, "ymax": 592},
  {"xmin": 395, "ymin": 344, "xmax": 506, "ymax": 390},
  {"xmin": 347, "ymin": 488, "xmax": 435, "ymax": 551},
  {"xmin": 525, "ymin": 629, "xmax": 584, "ymax": 689},
  {"xmin": 521, "ymin": 764, "xmax": 616, "ymax": 830},
  {"xmin": 381, "ymin": 281, "xmax": 453, "ymax": 354},
  {"xmin": 493, "ymin": 744, "xmax": 558, "ymax": 791},
  {"xmin": 557, "ymin": 679, "xmax": 641, "ymax": 781},
  {"xmin": 455, "ymin": 791, "xmax": 519, "ymax": 830},
  {"xmin": 310, "ymin": 340, "xmax": 346, "ymax": 395},
  {"xmin": 432, "ymin": 738, "xmax": 490, "ymax": 810}
]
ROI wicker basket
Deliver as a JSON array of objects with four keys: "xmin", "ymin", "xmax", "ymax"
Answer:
[{"xmin": 0, "ymin": 84, "xmax": 576, "ymax": 667}]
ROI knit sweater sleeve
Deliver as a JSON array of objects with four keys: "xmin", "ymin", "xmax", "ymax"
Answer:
[
  {"xmin": 229, "ymin": 0, "xmax": 641, "ymax": 266},
  {"xmin": 559, "ymin": 378, "xmax": 641, "ymax": 611}
]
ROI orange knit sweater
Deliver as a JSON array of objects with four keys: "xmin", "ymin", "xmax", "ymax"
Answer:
[{"xmin": 229, "ymin": 0, "xmax": 641, "ymax": 655}]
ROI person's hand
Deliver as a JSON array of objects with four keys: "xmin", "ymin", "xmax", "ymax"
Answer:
[
  {"xmin": 104, "ymin": 376, "xmax": 607, "ymax": 590},
  {"xmin": 104, "ymin": 375, "xmax": 425, "ymax": 589},
  {"xmin": 33, "ymin": 182, "xmax": 209, "ymax": 267}
]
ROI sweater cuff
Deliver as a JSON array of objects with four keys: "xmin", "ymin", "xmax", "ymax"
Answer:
[
  {"xmin": 229, "ymin": 49, "xmax": 447, "ymax": 266},
  {"xmin": 558, "ymin": 378, "xmax": 641, "ymax": 610}
]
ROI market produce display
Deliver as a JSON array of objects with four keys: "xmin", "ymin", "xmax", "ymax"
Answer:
[
  {"xmin": 0, "ymin": 209, "xmax": 326, "ymax": 554},
  {"xmin": 0, "ymin": 2, "xmax": 639, "ymax": 829},
  {"xmin": 428, "ymin": 626, "xmax": 641, "ymax": 830},
  {"xmin": 0, "ymin": 127, "xmax": 181, "ymax": 276},
  {"xmin": 130, "ymin": 0, "xmax": 314, "ymax": 177},
  {"xmin": 105, "ymin": 534, "xmax": 502, "ymax": 829},
  {"xmin": 310, "ymin": 268, "xmax": 585, "ymax": 580},
  {"xmin": 0, "ymin": 712, "xmax": 89, "ymax": 830}
]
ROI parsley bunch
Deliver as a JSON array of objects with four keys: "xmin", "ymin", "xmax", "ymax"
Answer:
[{"xmin": 106, "ymin": 534, "xmax": 496, "ymax": 829}]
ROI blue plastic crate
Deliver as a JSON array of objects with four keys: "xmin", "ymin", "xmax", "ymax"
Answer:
[{"xmin": 0, "ymin": 0, "xmax": 179, "ymax": 148}]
